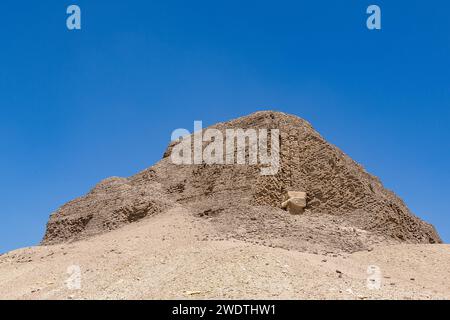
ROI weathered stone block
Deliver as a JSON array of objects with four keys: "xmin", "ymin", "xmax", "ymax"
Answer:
[{"xmin": 282, "ymin": 191, "xmax": 307, "ymax": 214}]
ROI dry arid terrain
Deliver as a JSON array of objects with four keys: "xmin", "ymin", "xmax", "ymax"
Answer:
[
  {"xmin": 0, "ymin": 111, "xmax": 448, "ymax": 300},
  {"xmin": 0, "ymin": 206, "xmax": 449, "ymax": 300}
]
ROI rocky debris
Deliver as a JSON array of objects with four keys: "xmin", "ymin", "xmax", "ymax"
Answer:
[{"xmin": 41, "ymin": 111, "xmax": 441, "ymax": 252}]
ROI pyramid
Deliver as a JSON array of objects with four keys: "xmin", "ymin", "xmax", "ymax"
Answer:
[{"xmin": 42, "ymin": 111, "xmax": 441, "ymax": 253}]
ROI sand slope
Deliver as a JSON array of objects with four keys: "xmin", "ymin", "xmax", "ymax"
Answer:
[{"xmin": 1, "ymin": 206, "xmax": 448, "ymax": 300}]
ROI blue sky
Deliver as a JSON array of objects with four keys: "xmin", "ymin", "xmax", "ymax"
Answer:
[{"xmin": 0, "ymin": 1, "xmax": 449, "ymax": 253}]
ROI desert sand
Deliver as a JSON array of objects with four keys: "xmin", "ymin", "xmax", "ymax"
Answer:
[{"xmin": 0, "ymin": 206, "xmax": 449, "ymax": 300}]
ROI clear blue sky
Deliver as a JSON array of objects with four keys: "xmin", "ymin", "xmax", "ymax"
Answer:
[{"xmin": 0, "ymin": 1, "xmax": 449, "ymax": 253}]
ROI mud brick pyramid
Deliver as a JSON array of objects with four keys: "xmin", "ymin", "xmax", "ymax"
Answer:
[{"xmin": 42, "ymin": 111, "xmax": 441, "ymax": 254}]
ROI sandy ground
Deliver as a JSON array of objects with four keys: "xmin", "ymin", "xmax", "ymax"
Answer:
[{"xmin": 0, "ymin": 206, "xmax": 449, "ymax": 300}]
